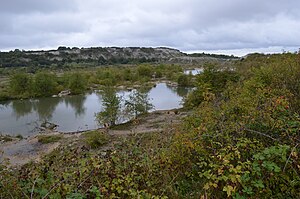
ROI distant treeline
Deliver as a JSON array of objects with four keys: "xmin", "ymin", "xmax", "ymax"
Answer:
[{"xmin": 188, "ymin": 52, "xmax": 239, "ymax": 59}]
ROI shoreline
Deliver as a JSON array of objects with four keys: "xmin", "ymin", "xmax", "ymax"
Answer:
[
  {"xmin": 0, "ymin": 79, "xmax": 181, "ymax": 102},
  {"xmin": 0, "ymin": 109, "xmax": 187, "ymax": 167}
]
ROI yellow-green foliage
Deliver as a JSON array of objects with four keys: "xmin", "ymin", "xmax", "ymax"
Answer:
[
  {"xmin": 171, "ymin": 52, "xmax": 300, "ymax": 198},
  {"xmin": 83, "ymin": 130, "xmax": 110, "ymax": 149},
  {"xmin": 0, "ymin": 133, "xmax": 172, "ymax": 198}
]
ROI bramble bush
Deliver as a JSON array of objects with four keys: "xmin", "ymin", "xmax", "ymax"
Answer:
[
  {"xmin": 170, "ymin": 52, "xmax": 300, "ymax": 198},
  {"xmin": 0, "ymin": 132, "xmax": 174, "ymax": 198}
]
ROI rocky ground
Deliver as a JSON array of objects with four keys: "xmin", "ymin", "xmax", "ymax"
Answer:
[{"xmin": 0, "ymin": 109, "xmax": 187, "ymax": 167}]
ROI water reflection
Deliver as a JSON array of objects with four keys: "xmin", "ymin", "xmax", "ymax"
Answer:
[
  {"xmin": 148, "ymin": 83, "xmax": 187, "ymax": 110},
  {"xmin": 33, "ymin": 98, "xmax": 62, "ymax": 121},
  {"xmin": 64, "ymin": 95, "xmax": 87, "ymax": 117},
  {"xmin": 11, "ymin": 100, "xmax": 34, "ymax": 119},
  {"xmin": 1, "ymin": 83, "xmax": 189, "ymax": 136},
  {"xmin": 165, "ymin": 84, "xmax": 189, "ymax": 97},
  {"xmin": 0, "ymin": 101, "xmax": 10, "ymax": 107},
  {"xmin": 10, "ymin": 96, "xmax": 87, "ymax": 122},
  {"xmin": 166, "ymin": 84, "xmax": 178, "ymax": 95},
  {"xmin": 176, "ymin": 87, "xmax": 189, "ymax": 97}
]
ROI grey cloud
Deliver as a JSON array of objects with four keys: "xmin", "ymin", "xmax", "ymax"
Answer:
[
  {"xmin": 0, "ymin": 0, "xmax": 77, "ymax": 14},
  {"xmin": 13, "ymin": 13, "xmax": 88, "ymax": 34},
  {"xmin": 0, "ymin": 0, "xmax": 300, "ymax": 55}
]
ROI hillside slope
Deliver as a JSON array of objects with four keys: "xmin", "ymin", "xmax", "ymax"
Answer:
[{"xmin": 0, "ymin": 47, "xmax": 237, "ymax": 68}]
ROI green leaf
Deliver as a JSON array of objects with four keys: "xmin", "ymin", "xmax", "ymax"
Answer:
[
  {"xmin": 223, "ymin": 185, "xmax": 235, "ymax": 196},
  {"xmin": 253, "ymin": 180, "xmax": 265, "ymax": 189}
]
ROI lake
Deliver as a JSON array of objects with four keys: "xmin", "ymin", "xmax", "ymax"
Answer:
[{"xmin": 0, "ymin": 83, "xmax": 188, "ymax": 137}]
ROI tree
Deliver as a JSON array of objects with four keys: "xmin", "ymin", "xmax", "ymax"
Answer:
[
  {"xmin": 33, "ymin": 72, "xmax": 57, "ymax": 97},
  {"xmin": 137, "ymin": 64, "xmax": 153, "ymax": 78},
  {"xmin": 9, "ymin": 73, "xmax": 32, "ymax": 97},
  {"xmin": 96, "ymin": 87, "xmax": 121, "ymax": 126},
  {"xmin": 125, "ymin": 89, "xmax": 153, "ymax": 119},
  {"xmin": 68, "ymin": 72, "xmax": 87, "ymax": 94}
]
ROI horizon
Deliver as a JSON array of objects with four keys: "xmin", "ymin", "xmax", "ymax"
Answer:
[{"xmin": 1, "ymin": 45, "xmax": 299, "ymax": 57}]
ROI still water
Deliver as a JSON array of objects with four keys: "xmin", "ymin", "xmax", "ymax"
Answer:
[{"xmin": 0, "ymin": 83, "xmax": 188, "ymax": 137}]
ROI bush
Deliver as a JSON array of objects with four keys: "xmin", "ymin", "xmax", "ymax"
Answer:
[
  {"xmin": 0, "ymin": 132, "xmax": 172, "ymax": 198},
  {"xmin": 33, "ymin": 72, "xmax": 57, "ymax": 97},
  {"xmin": 173, "ymin": 53, "xmax": 300, "ymax": 198},
  {"xmin": 184, "ymin": 64, "xmax": 239, "ymax": 108},
  {"xmin": 9, "ymin": 73, "xmax": 33, "ymax": 97},
  {"xmin": 68, "ymin": 72, "xmax": 87, "ymax": 94},
  {"xmin": 0, "ymin": 91, "xmax": 10, "ymax": 101},
  {"xmin": 137, "ymin": 64, "xmax": 153, "ymax": 78},
  {"xmin": 177, "ymin": 74, "xmax": 191, "ymax": 87}
]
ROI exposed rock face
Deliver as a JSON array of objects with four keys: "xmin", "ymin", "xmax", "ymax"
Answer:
[
  {"xmin": 0, "ymin": 46, "xmax": 237, "ymax": 68},
  {"xmin": 26, "ymin": 47, "xmax": 184, "ymax": 63}
]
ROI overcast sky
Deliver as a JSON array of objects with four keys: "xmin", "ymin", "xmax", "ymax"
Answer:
[{"xmin": 1, "ymin": 0, "xmax": 300, "ymax": 55}]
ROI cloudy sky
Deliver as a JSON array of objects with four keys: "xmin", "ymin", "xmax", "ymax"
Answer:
[{"xmin": 1, "ymin": 0, "xmax": 300, "ymax": 55}]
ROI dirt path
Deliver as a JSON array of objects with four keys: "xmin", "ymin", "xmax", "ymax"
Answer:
[{"xmin": 0, "ymin": 110, "xmax": 186, "ymax": 166}]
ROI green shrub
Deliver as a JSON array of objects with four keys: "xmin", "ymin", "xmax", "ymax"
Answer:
[
  {"xmin": 172, "ymin": 53, "xmax": 300, "ymax": 198},
  {"xmin": 184, "ymin": 64, "xmax": 239, "ymax": 108},
  {"xmin": 137, "ymin": 64, "xmax": 153, "ymax": 78},
  {"xmin": 177, "ymin": 74, "xmax": 191, "ymax": 87},
  {"xmin": 9, "ymin": 73, "xmax": 33, "ymax": 97},
  {"xmin": 68, "ymin": 72, "xmax": 87, "ymax": 94},
  {"xmin": 33, "ymin": 72, "xmax": 57, "ymax": 97},
  {"xmin": 0, "ymin": 91, "xmax": 11, "ymax": 101}
]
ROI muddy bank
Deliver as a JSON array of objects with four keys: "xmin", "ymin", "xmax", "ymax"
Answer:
[{"xmin": 0, "ymin": 109, "xmax": 187, "ymax": 166}]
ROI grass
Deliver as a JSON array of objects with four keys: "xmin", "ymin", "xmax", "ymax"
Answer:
[
  {"xmin": 83, "ymin": 130, "xmax": 110, "ymax": 149},
  {"xmin": 37, "ymin": 134, "xmax": 63, "ymax": 144}
]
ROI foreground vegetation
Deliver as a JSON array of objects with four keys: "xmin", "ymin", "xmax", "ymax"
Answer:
[{"xmin": 1, "ymin": 52, "xmax": 300, "ymax": 198}]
